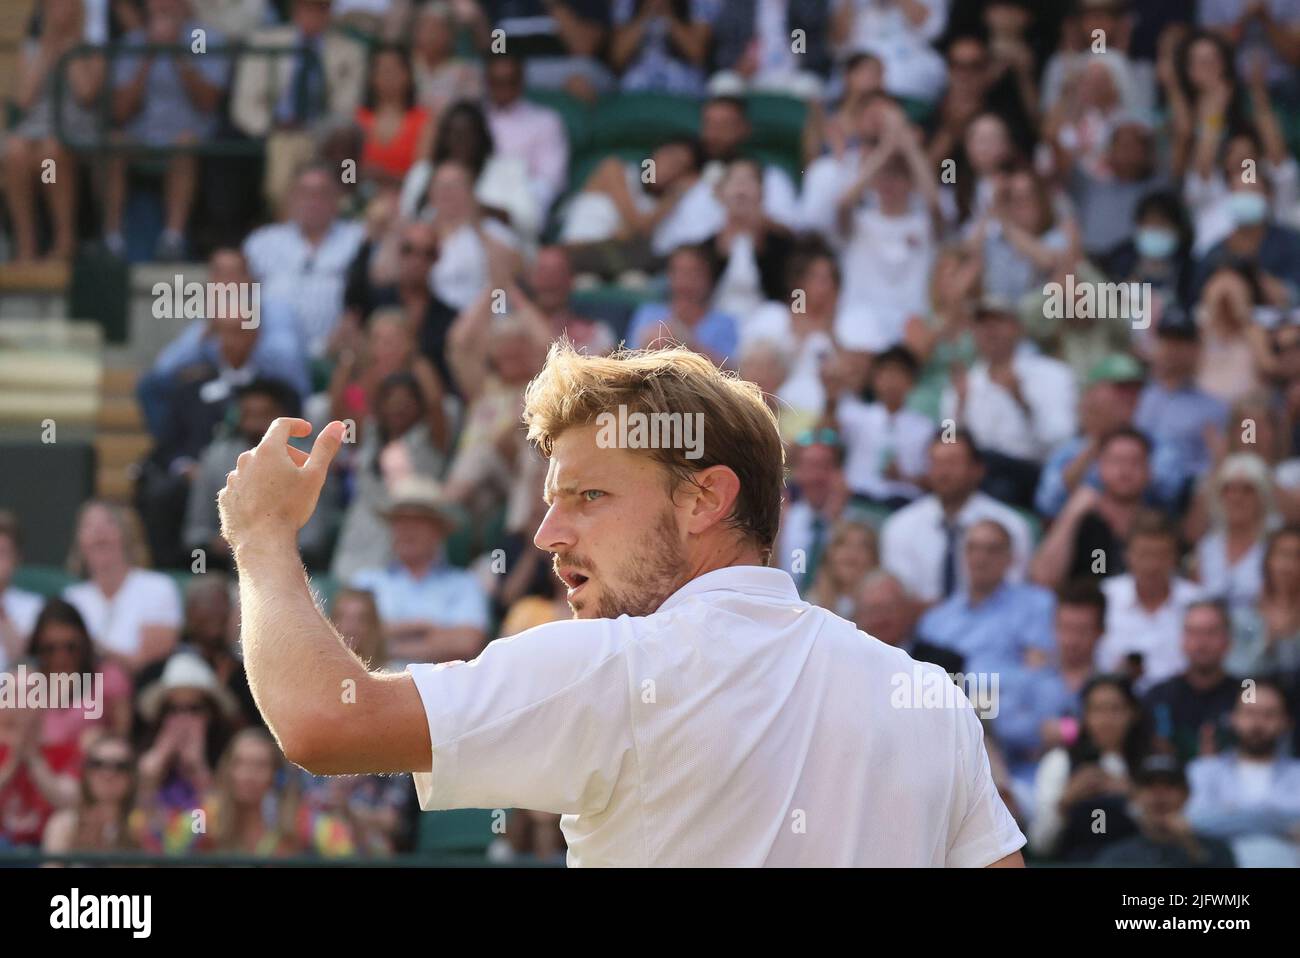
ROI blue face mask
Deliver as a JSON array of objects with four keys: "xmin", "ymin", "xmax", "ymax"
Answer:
[
  {"xmin": 1227, "ymin": 190, "xmax": 1268, "ymax": 226},
  {"xmin": 1134, "ymin": 227, "xmax": 1177, "ymax": 260}
]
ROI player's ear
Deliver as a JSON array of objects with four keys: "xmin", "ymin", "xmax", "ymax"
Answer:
[{"xmin": 683, "ymin": 465, "xmax": 741, "ymax": 536}]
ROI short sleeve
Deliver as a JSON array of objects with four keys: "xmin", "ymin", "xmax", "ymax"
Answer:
[
  {"xmin": 945, "ymin": 703, "xmax": 1026, "ymax": 867},
  {"xmin": 406, "ymin": 618, "xmax": 635, "ymax": 815}
]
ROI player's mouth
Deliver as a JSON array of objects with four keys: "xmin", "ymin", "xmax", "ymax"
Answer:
[{"xmin": 557, "ymin": 567, "xmax": 592, "ymax": 598}]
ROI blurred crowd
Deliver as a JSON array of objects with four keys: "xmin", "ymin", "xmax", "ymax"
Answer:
[{"xmin": 4, "ymin": 0, "xmax": 1300, "ymax": 866}]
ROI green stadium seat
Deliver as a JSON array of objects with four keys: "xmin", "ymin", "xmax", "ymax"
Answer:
[
  {"xmin": 416, "ymin": 808, "xmax": 497, "ymax": 855},
  {"xmin": 745, "ymin": 93, "xmax": 807, "ymax": 180},
  {"xmin": 588, "ymin": 92, "xmax": 701, "ymax": 154},
  {"xmin": 12, "ymin": 565, "xmax": 76, "ymax": 600}
]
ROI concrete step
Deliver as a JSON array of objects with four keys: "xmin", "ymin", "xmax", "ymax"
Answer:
[
  {"xmin": 99, "ymin": 365, "xmax": 140, "ymax": 398},
  {"xmin": 94, "ymin": 432, "xmax": 152, "ymax": 468},
  {"xmin": 95, "ymin": 466, "xmax": 136, "ymax": 504},
  {"xmin": 97, "ymin": 395, "xmax": 145, "ymax": 432}
]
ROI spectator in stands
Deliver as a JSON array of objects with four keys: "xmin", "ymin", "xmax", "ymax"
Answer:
[
  {"xmin": 1042, "ymin": 53, "xmax": 1145, "ymax": 187},
  {"xmin": 627, "ymin": 243, "xmax": 738, "ymax": 368},
  {"xmin": 1135, "ymin": 306, "xmax": 1229, "ymax": 487},
  {"xmin": 0, "ymin": 678, "xmax": 76, "ymax": 848},
  {"xmin": 4, "ymin": 0, "xmax": 104, "ymax": 262},
  {"xmin": 926, "ymin": 39, "xmax": 1032, "ymax": 186},
  {"xmin": 243, "ymin": 163, "xmax": 368, "ymax": 359},
  {"xmin": 741, "ymin": 241, "xmax": 841, "ymax": 439},
  {"xmin": 775, "ymin": 429, "xmax": 859, "ymax": 590},
  {"xmin": 880, "ymin": 430, "xmax": 1033, "ymax": 605},
  {"xmin": 801, "ymin": 51, "xmax": 882, "ymax": 165},
  {"xmin": 41, "ymin": 734, "xmax": 142, "ymax": 860},
  {"xmin": 833, "ymin": 0, "xmax": 948, "ymax": 103},
  {"xmin": 131, "ymin": 576, "xmax": 257, "ymax": 728},
  {"xmin": 1193, "ymin": 454, "xmax": 1275, "ymax": 610},
  {"xmin": 138, "ymin": 248, "xmax": 311, "ymax": 437},
  {"xmin": 1096, "ymin": 189, "xmax": 1197, "ymax": 311},
  {"xmin": 356, "ymin": 43, "xmax": 435, "ymax": 189},
  {"xmin": 976, "ymin": 167, "xmax": 1079, "ymax": 307},
  {"xmin": 832, "ymin": 103, "xmax": 940, "ymax": 355},
  {"xmin": 398, "ymin": 100, "xmax": 538, "ymax": 239},
  {"xmin": 805, "ymin": 518, "xmax": 878, "ymax": 619},
  {"xmin": 441, "ymin": 288, "xmax": 550, "ymax": 514},
  {"xmin": 676, "ymin": 95, "xmax": 801, "ymax": 235},
  {"xmin": 708, "ymin": 0, "xmax": 832, "ymax": 100},
  {"xmin": 103, "ymin": 0, "xmax": 231, "ymax": 260},
  {"xmin": 63, "ymin": 501, "xmax": 181, "ymax": 673},
  {"xmin": 995, "ymin": 579, "xmax": 1108, "ymax": 776},
  {"xmin": 330, "ymin": 588, "xmax": 389, "ymax": 670},
  {"xmin": 1058, "ymin": 118, "xmax": 1168, "ymax": 258},
  {"xmin": 1094, "ymin": 754, "xmax": 1236, "ymax": 867},
  {"xmin": 1041, "ymin": 0, "xmax": 1155, "ymax": 119},
  {"xmin": 559, "ymin": 137, "xmax": 705, "ymax": 264},
  {"xmin": 1185, "ymin": 120, "xmax": 1297, "ymax": 257},
  {"xmin": 482, "ymin": 52, "xmax": 569, "ymax": 220},
  {"xmin": 943, "ymin": 296, "xmax": 1078, "ymax": 510},
  {"xmin": 231, "ymin": 0, "xmax": 368, "ymax": 210},
  {"xmin": 184, "ymin": 377, "xmax": 337, "ymax": 570},
  {"xmin": 1031, "ymin": 427, "xmax": 1154, "ymax": 589},
  {"xmin": 1163, "ymin": 28, "xmax": 1250, "ymax": 181},
  {"xmin": 1228, "ymin": 524, "xmax": 1300, "ymax": 677},
  {"xmin": 411, "ymin": 1, "xmax": 484, "ymax": 111},
  {"xmin": 1035, "ymin": 357, "xmax": 1185, "ymax": 521},
  {"xmin": 1030, "ymin": 674, "xmax": 1148, "ymax": 861},
  {"xmin": 827, "ymin": 345, "xmax": 932, "ymax": 508},
  {"xmin": 516, "ymin": 246, "xmax": 615, "ymax": 353},
  {"xmin": 915, "ymin": 518, "xmax": 1055, "ymax": 674},
  {"xmin": 136, "ymin": 650, "xmax": 240, "ymax": 817},
  {"xmin": 327, "ymin": 308, "xmax": 448, "ymax": 442},
  {"xmin": 1095, "ymin": 511, "xmax": 1204, "ymax": 690},
  {"xmin": 463, "ymin": 0, "xmax": 612, "ymax": 95},
  {"xmin": 0, "ymin": 513, "xmax": 42, "ymax": 672},
  {"xmin": 350, "ymin": 476, "xmax": 490, "ymax": 664},
  {"xmin": 1193, "ymin": 177, "xmax": 1300, "ymax": 311},
  {"xmin": 422, "ymin": 160, "xmax": 523, "ymax": 310},
  {"xmin": 853, "ymin": 570, "xmax": 963, "ymax": 674},
  {"xmin": 1145, "ymin": 600, "xmax": 1241, "ymax": 764},
  {"xmin": 609, "ymin": 0, "xmax": 717, "ymax": 96},
  {"xmin": 706, "ymin": 159, "xmax": 796, "ymax": 319},
  {"xmin": 198, "ymin": 728, "xmax": 302, "ymax": 856},
  {"xmin": 1186, "ymin": 679, "xmax": 1300, "ymax": 866},
  {"xmin": 331, "ymin": 372, "xmax": 450, "ymax": 581},
  {"xmin": 1195, "ymin": 265, "xmax": 1282, "ymax": 406}
]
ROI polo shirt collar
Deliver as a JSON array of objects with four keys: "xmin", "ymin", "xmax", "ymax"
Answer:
[{"xmin": 657, "ymin": 565, "xmax": 800, "ymax": 614}]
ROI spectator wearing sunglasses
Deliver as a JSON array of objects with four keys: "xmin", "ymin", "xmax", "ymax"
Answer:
[{"xmin": 42, "ymin": 735, "xmax": 141, "ymax": 860}]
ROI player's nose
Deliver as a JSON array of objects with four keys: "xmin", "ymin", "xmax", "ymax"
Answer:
[{"xmin": 533, "ymin": 501, "xmax": 576, "ymax": 554}]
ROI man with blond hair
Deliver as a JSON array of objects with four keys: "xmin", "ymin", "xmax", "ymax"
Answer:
[{"xmin": 218, "ymin": 343, "xmax": 1025, "ymax": 867}]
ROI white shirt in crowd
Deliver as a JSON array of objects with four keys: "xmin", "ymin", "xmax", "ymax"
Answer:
[
  {"xmin": 487, "ymin": 98, "xmax": 570, "ymax": 217},
  {"xmin": 406, "ymin": 565, "xmax": 1026, "ymax": 866},
  {"xmin": 430, "ymin": 219, "xmax": 520, "ymax": 311},
  {"xmin": 836, "ymin": 204, "xmax": 934, "ymax": 353},
  {"xmin": 671, "ymin": 162, "xmax": 801, "ymax": 246},
  {"xmin": 741, "ymin": 303, "xmax": 836, "ymax": 417},
  {"xmin": 243, "ymin": 219, "xmax": 367, "ymax": 359},
  {"xmin": 0, "ymin": 585, "xmax": 44, "ymax": 671},
  {"xmin": 880, "ymin": 492, "xmax": 1034, "ymax": 604},
  {"xmin": 1096, "ymin": 575, "xmax": 1204, "ymax": 691},
  {"xmin": 1184, "ymin": 158, "xmax": 1300, "ymax": 254},
  {"xmin": 837, "ymin": 396, "xmax": 934, "ymax": 501},
  {"xmin": 840, "ymin": 0, "xmax": 949, "ymax": 102},
  {"xmin": 63, "ymin": 569, "xmax": 183, "ymax": 659},
  {"xmin": 1195, "ymin": 530, "xmax": 1265, "ymax": 612},
  {"xmin": 941, "ymin": 351, "xmax": 1078, "ymax": 464}
]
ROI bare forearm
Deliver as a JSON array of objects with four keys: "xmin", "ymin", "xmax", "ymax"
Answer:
[{"xmin": 234, "ymin": 535, "xmax": 371, "ymax": 756}]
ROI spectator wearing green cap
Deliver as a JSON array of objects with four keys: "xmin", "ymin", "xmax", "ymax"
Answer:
[{"xmin": 1035, "ymin": 353, "xmax": 1186, "ymax": 518}]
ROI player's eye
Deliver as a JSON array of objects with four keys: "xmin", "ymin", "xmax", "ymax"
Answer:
[{"xmin": 582, "ymin": 490, "xmax": 605, "ymax": 502}]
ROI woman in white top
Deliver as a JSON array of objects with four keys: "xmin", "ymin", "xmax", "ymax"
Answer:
[
  {"xmin": 397, "ymin": 100, "xmax": 538, "ymax": 241},
  {"xmin": 1030, "ymin": 675, "xmax": 1147, "ymax": 861},
  {"xmin": 1195, "ymin": 453, "xmax": 1275, "ymax": 612},
  {"xmin": 62, "ymin": 501, "xmax": 181, "ymax": 674}
]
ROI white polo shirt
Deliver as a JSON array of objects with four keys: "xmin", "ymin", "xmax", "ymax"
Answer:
[{"xmin": 407, "ymin": 565, "xmax": 1025, "ymax": 867}]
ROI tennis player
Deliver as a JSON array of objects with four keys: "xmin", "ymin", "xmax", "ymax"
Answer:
[{"xmin": 219, "ymin": 343, "xmax": 1026, "ymax": 867}]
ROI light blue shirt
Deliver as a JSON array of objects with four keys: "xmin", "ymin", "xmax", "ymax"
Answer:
[
  {"xmin": 628, "ymin": 303, "xmax": 739, "ymax": 367},
  {"xmin": 352, "ymin": 561, "xmax": 490, "ymax": 632},
  {"xmin": 1034, "ymin": 433, "xmax": 1188, "ymax": 518},
  {"xmin": 1134, "ymin": 382, "xmax": 1227, "ymax": 480},
  {"xmin": 1186, "ymin": 752, "xmax": 1300, "ymax": 840},
  {"xmin": 991, "ymin": 663, "xmax": 1078, "ymax": 773},
  {"xmin": 917, "ymin": 582, "xmax": 1056, "ymax": 674}
]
